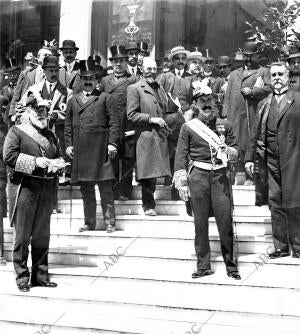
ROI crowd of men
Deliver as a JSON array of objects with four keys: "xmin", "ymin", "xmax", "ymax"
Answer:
[{"xmin": 1, "ymin": 37, "xmax": 300, "ymax": 291}]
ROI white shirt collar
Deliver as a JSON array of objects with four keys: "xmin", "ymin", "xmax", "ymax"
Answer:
[
  {"xmin": 128, "ymin": 65, "xmax": 137, "ymax": 75},
  {"xmin": 175, "ymin": 69, "xmax": 184, "ymax": 77},
  {"xmin": 46, "ymin": 80, "xmax": 57, "ymax": 90},
  {"xmin": 66, "ymin": 60, "xmax": 76, "ymax": 72},
  {"xmin": 82, "ymin": 90, "xmax": 92, "ymax": 97}
]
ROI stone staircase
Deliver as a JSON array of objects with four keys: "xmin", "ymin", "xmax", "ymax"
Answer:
[{"xmin": 1, "ymin": 185, "xmax": 300, "ymax": 334}]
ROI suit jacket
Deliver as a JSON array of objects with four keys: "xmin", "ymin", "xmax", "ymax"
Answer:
[
  {"xmin": 222, "ymin": 66, "xmax": 272, "ymax": 151},
  {"xmin": 64, "ymin": 90, "xmax": 119, "ymax": 183},
  {"xmin": 9, "ymin": 67, "xmax": 45, "ymax": 117},
  {"xmin": 127, "ymin": 79, "xmax": 171, "ymax": 180},
  {"xmin": 245, "ymin": 90, "xmax": 300, "ymax": 208},
  {"xmin": 59, "ymin": 61, "xmax": 81, "ymax": 94},
  {"xmin": 19, "ymin": 79, "xmax": 72, "ymax": 124}
]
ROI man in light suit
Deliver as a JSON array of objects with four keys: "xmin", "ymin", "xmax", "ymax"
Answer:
[
  {"xmin": 9, "ymin": 47, "xmax": 52, "ymax": 121},
  {"xmin": 58, "ymin": 40, "xmax": 81, "ymax": 94}
]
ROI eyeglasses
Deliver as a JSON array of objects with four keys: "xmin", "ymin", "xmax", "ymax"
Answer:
[{"xmin": 271, "ymin": 72, "xmax": 285, "ymax": 77}]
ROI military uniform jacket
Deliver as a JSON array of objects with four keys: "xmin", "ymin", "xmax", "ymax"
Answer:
[{"xmin": 64, "ymin": 90, "xmax": 119, "ymax": 183}]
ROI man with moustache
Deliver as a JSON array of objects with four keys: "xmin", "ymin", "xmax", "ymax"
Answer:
[
  {"xmin": 59, "ymin": 40, "xmax": 81, "ymax": 94},
  {"xmin": 64, "ymin": 60, "xmax": 119, "ymax": 232},
  {"xmin": 9, "ymin": 47, "xmax": 53, "ymax": 121},
  {"xmin": 223, "ymin": 41, "xmax": 271, "ymax": 185},
  {"xmin": 3, "ymin": 96, "xmax": 66, "ymax": 292},
  {"xmin": 245, "ymin": 62, "xmax": 300, "ymax": 259},
  {"xmin": 186, "ymin": 50, "xmax": 205, "ymax": 81},
  {"xmin": 174, "ymin": 82, "xmax": 240, "ymax": 279},
  {"xmin": 286, "ymin": 42, "xmax": 300, "ymax": 92},
  {"xmin": 157, "ymin": 46, "xmax": 193, "ymax": 199},
  {"xmin": 136, "ymin": 41, "xmax": 149, "ymax": 73},
  {"xmin": 101, "ymin": 45, "xmax": 137, "ymax": 200},
  {"xmin": 126, "ymin": 42, "xmax": 142, "ymax": 77},
  {"xmin": 127, "ymin": 57, "xmax": 171, "ymax": 215}
]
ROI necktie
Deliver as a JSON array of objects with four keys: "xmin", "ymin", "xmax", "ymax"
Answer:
[
  {"xmin": 132, "ymin": 68, "xmax": 135, "ymax": 76},
  {"xmin": 49, "ymin": 83, "xmax": 52, "ymax": 95},
  {"xmin": 177, "ymin": 70, "xmax": 181, "ymax": 79},
  {"xmin": 68, "ymin": 64, "xmax": 72, "ymax": 73}
]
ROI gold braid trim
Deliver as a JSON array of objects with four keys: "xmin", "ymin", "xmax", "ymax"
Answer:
[
  {"xmin": 15, "ymin": 153, "xmax": 36, "ymax": 174},
  {"xmin": 173, "ymin": 169, "xmax": 188, "ymax": 190},
  {"xmin": 226, "ymin": 146, "xmax": 238, "ymax": 162}
]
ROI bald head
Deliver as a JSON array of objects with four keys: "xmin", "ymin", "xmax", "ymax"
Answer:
[{"xmin": 142, "ymin": 57, "xmax": 157, "ymax": 83}]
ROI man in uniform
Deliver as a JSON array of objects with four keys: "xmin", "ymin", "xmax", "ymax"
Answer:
[
  {"xmin": 174, "ymin": 82, "xmax": 240, "ymax": 279},
  {"xmin": 245, "ymin": 62, "xmax": 300, "ymax": 259},
  {"xmin": 3, "ymin": 96, "xmax": 66, "ymax": 292},
  {"xmin": 64, "ymin": 60, "xmax": 119, "ymax": 233},
  {"xmin": 101, "ymin": 45, "xmax": 137, "ymax": 200},
  {"xmin": 127, "ymin": 57, "xmax": 171, "ymax": 215}
]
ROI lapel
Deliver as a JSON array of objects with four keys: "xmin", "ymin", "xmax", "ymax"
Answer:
[
  {"xmin": 242, "ymin": 68, "xmax": 258, "ymax": 81},
  {"xmin": 168, "ymin": 71, "xmax": 176, "ymax": 94},
  {"xmin": 235, "ymin": 67, "xmax": 244, "ymax": 81},
  {"xmin": 50, "ymin": 82, "xmax": 63, "ymax": 111},
  {"xmin": 75, "ymin": 92, "xmax": 99, "ymax": 114},
  {"xmin": 27, "ymin": 68, "xmax": 37, "ymax": 86},
  {"xmin": 277, "ymin": 90, "xmax": 294, "ymax": 126},
  {"xmin": 141, "ymin": 79, "xmax": 157, "ymax": 100},
  {"xmin": 106, "ymin": 74, "xmax": 131, "ymax": 93}
]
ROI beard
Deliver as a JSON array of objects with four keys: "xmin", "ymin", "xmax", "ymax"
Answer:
[
  {"xmin": 30, "ymin": 116, "xmax": 48, "ymax": 129},
  {"xmin": 197, "ymin": 105, "xmax": 219, "ymax": 123}
]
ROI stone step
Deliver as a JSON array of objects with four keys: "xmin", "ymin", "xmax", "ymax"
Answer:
[
  {"xmin": 58, "ymin": 185, "xmax": 256, "ymax": 205},
  {"xmin": 57, "ymin": 199, "xmax": 270, "ymax": 216}
]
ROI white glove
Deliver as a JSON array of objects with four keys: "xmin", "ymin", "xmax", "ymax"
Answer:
[
  {"xmin": 35, "ymin": 157, "xmax": 50, "ymax": 169},
  {"xmin": 245, "ymin": 162, "xmax": 254, "ymax": 177},
  {"xmin": 66, "ymin": 146, "xmax": 74, "ymax": 159},
  {"xmin": 178, "ymin": 185, "xmax": 190, "ymax": 202},
  {"xmin": 108, "ymin": 144, "xmax": 117, "ymax": 159},
  {"xmin": 150, "ymin": 117, "xmax": 166, "ymax": 127}
]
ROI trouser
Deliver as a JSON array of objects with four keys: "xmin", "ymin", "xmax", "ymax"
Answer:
[
  {"xmin": 267, "ymin": 146, "xmax": 300, "ymax": 253},
  {"xmin": 189, "ymin": 167, "xmax": 237, "ymax": 273},
  {"xmin": 0, "ymin": 216, "xmax": 4, "ymax": 257},
  {"xmin": 112, "ymin": 156, "xmax": 135, "ymax": 199},
  {"xmin": 0, "ymin": 187, "xmax": 6, "ymax": 257},
  {"xmin": 80, "ymin": 180, "xmax": 115, "ymax": 229},
  {"xmin": 13, "ymin": 177, "xmax": 56, "ymax": 286},
  {"xmin": 139, "ymin": 178, "xmax": 156, "ymax": 211}
]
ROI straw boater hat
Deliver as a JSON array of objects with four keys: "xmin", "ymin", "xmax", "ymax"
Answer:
[
  {"xmin": 168, "ymin": 46, "xmax": 189, "ymax": 61},
  {"xmin": 187, "ymin": 51, "xmax": 205, "ymax": 63}
]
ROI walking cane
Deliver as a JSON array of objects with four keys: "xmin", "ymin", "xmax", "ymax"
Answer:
[{"xmin": 245, "ymin": 99, "xmax": 251, "ymax": 137}]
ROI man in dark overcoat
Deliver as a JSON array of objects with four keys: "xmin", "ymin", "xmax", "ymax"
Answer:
[
  {"xmin": 3, "ymin": 97, "xmax": 66, "ymax": 292},
  {"xmin": 64, "ymin": 60, "xmax": 119, "ymax": 232},
  {"xmin": 100, "ymin": 45, "xmax": 137, "ymax": 200},
  {"xmin": 223, "ymin": 41, "xmax": 271, "ymax": 185},
  {"xmin": 127, "ymin": 57, "xmax": 171, "ymax": 215},
  {"xmin": 174, "ymin": 82, "xmax": 240, "ymax": 279},
  {"xmin": 245, "ymin": 61, "xmax": 300, "ymax": 259}
]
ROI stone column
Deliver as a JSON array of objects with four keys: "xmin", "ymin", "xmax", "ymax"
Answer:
[{"xmin": 59, "ymin": 0, "xmax": 93, "ymax": 59}]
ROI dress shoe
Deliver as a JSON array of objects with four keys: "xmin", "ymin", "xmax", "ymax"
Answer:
[
  {"xmin": 293, "ymin": 252, "xmax": 300, "ymax": 258},
  {"xmin": 118, "ymin": 195, "xmax": 129, "ymax": 201},
  {"xmin": 144, "ymin": 209, "xmax": 157, "ymax": 216},
  {"xmin": 78, "ymin": 224, "xmax": 95, "ymax": 232},
  {"xmin": 18, "ymin": 282, "xmax": 30, "ymax": 292},
  {"xmin": 0, "ymin": 256, "xmax": 7, "ymax": 266},
  {"xmin": 192, "ymin": 269, "xmax": 214, "ymax": 278},
  {"xmin": 227, "ymin": 271, "xmax": 241, "ymax": 280},
  {"xmin": 106, "ymin": 224, "xmax": 116, "ymax": 233},
  {"xmin": 32, "ymin": 280, "xmax": 57, "ymax": 288},
  {"xmin": 268, "ymin": 250, "xmax": 290, "ymax": 259},
  {"xmin": 243, "ymin": 179, "xmax": 254, "ymax": 186}
]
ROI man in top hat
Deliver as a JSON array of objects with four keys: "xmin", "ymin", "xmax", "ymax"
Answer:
[
  {"xmin": 126, "ymin": 42, "xmax": 142, "ymax": 77},
  {"xmin": 100, "ymin": 45, "xmax": 137, "ymax": 200},
  {"xmin": 64, "ymin": 59, "xmax": 119, "ymax": 233},
  {"xmin": 202, "ymin": 49, "xmax": 216, "ymax": 81},
  {"xmin": 3, "ymin": 94, "xmax": 67, "ymax": 292},
  {"xmin": 223, "ymin": 41, "xmax": 271, "ymax": 185},
  {"xmin": 286, "ymin": 42, "xmax": 300, "ymax": 92},
  {"xmin": 9, "ymin": 46, "xmax": 53, "ymax": 122},
  {"xmin": 18, "ymin": 55, "xmax": 72, "ymax": 165},
  {"xmin": 88, "ymin": 54, "xmax": 106, "ymax": 85},
  {"xmin": 156, "ymin": 46, "xmax": 193, "ymax": 198},
  {"xmin": 174, "ymin": 81, "xmax": 240, "ymax": 280},
  {"xmin": 59, "ymin": 40, "xmax": 81, "ymax": 94},
  {"xmin": 127, "ymin": 57, "xmax": 171, "ymax": 215},
  {"xmin": 136, "ymin": 41, "xmax": 149, "ymax": 71}
]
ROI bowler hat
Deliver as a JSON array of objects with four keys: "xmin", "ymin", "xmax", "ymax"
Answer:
[
  {"xmin": 168, "ymin": 46, "xmax": 189, "ymax": 61},
  {"xmin": 4, "ymin": 58, "xmax": 20, "ymax": 72},
  {"xmin": 59, "ymin": 40, "xmax": 79, "ymax": 51},
  {"xmin": 287, "ymin": 42, "xmax": 300, "ymax": 60},
  {"xmin": 79, "ymin": 59, "xmax": 98, "ymax": 76},
  {"xmin": 88, "ymin": 54, "xmax": 101, "ymax": 66},
  {"xmin": 125, "ymin": 41, "xmax": 139, "ymax": 52},
  {"xmin": 109, "ymin": 45, "xmax": 128, "ymax": 60},
  {"xmin": 217, "ymin": 56, "xmax": 232, "ymax": 67},
  {"xmin": 137, "ymin": 41, "xmax": 149, "ymax": 56},
  {"xmin": 242, "ymin": 41, "xmax": 259, "ymax": 55},
  {"xmin": 202, "ymin": 49, "xmax": 214, "ymax": 61},
  {"xmin": 187, "ymin": 51, "xmax": 205, "ymax": 63},
  {"xmin": 42, "ymin": 55, "xmax": 59, "ymax": 68}
]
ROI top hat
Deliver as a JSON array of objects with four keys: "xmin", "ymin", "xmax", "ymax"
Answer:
[
  {"xmin": 202, "ymin": 49, "xmax": 214, "ymax": 61},
  {"xmin": 137, "ymin": 41, "xmax": 149, "ymax": 56},
  {"xmin": 125, "ymin": 41, "xmax": 139, "ymax": 52},
  {"xmin": 242, "ymin": 41, "xmax": 259, "ymax": 55},
  {"xmin": 88, "ymin": 54, "xmax": 101, "ymax": 66},
  {"xmin": 109, "ymin": 45, "xmax": 128, "ymax": 60},
  {"xmin": 287, "ymin": 42, "xmax": 300, "ymax": 60},
  {"xmin": 79, "ymin": 59, "xmax": 98, "ymax": 76},
  {"xmin": 187, "ymin": 51, "xmax": 205, "ymax": 62},
  {"xmin": 4, "ymin": 58, "xmax": 20, "ymax": 72},
  {"xmin": 59, "ymin": 40, "xmax": 79, "ymax": 51},
  {"xmin": 42, "ymin": 55, "xmax": 59, "ymax": 68},
  {"xmin": 168, "ymin": 46, "xmax": 189, "ymax": 61},
  {"xmin": 217, "ymin": 55, "xmax": 232, "ymax": 67}
]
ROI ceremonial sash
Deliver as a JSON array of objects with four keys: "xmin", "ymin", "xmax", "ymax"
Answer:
[
  {"xmin": 186, "ymin": 118, "xmax": 228, "ymax": 166},
  {"xmin": 16, "ymin": 123, "xmax": 57, "ymax": 158}
]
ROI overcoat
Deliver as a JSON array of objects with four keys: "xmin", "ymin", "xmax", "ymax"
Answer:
[
  {"xmin": 222, "ymin": 66, "xmax": 272, "ymax": 151},
  {"xmin": 245, "ymin": 90, "xmax": 300, "ymax": 208},
  {"xmin": 127, "ymin": 79, "xmax": 171, "ymax": 180},
  {"xmin": 59, "ymin": 61, "xmax": 81, "ymax": 94},
  {"xmin": 64, "ymin": 90, "xmax": 119, "ymax": 183},
  {"xmin": 0, "ymin": 131, "xmax": 7, "ymax": 218}
]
